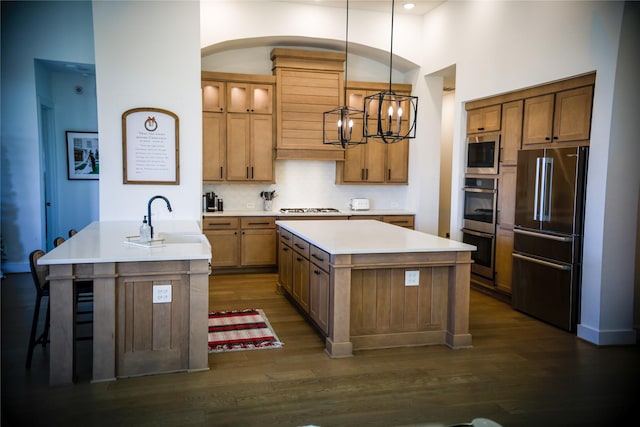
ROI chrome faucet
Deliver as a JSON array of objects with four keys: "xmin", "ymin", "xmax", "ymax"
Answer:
[{"xmin": 147, "ymin": 195, "xmax": 173, "ymax": 238}]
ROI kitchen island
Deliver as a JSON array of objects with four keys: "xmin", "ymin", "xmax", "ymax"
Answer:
[
  {"xmin": 276, "ymin": 220, "xmax": 476, "ymax": 357},
  {"xmin": 38, "ymin": 221, "xmax": 211, "ymax": 386}
]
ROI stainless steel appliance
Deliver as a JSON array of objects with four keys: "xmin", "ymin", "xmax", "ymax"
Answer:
[
  {"xmin": 462, "ymin": 228, "xmax": 495, "ymax": 279},
  {"xmin": 462, "ymin": 176, "xmax": 497, "ymax": 234},
  {"xmin": 512, "ymin": 146, "xmax": 588, "ymax": 332},
  {"xmin": 466, "ymin": 132, "xmax": 500, "ymax": 175}
]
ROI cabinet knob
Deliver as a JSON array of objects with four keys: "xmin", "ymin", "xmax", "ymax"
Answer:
[
  {"xmin": 553, "ymin": 136, "xmax": 558, "ymax": 140},
  {"xmin": 477, "ymin": 127, "xmax": 485, "ymax": 131},
  {"xmin": 545, "ymin": 137, "xmax": 551, "ymax": 141}
]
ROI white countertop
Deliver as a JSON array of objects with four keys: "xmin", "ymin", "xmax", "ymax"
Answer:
[
  {"xmin": 276, "ymin": 220, "xmax": 476, "ymax": 255},
  {"xmin": 39, "ymin": 221, "xmax": 211, "ymax": 265},
  {"xmin": 203, "ymin": 209, "xmax": 414, "ymax": 217}
]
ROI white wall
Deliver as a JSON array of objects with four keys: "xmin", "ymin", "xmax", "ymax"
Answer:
[
  {"xmin": 1, "ymin": 1, "xmax": 96, "ymax": 271},
  {"xmin": 418, "ymin": 0, "xmax": 636, "ymax": 345},
  {"xmin": 92, "ymin": 0, "xmax": 201, "ymax": 222}
]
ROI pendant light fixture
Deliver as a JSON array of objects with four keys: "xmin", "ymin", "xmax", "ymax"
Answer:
[
  {"xmin": 323, "ymin": 0, "xmax": 366, "ymax": 149},
  {"xmin": 364, "ymin": 0, "xmax": 418, "ymax": 144}
]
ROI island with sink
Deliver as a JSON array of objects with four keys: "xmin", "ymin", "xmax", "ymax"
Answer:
[
  {"xmin": 38, "ymin": 220, "xmax": 211, "ymax": 386},
  {"xmin": 275, "ymin": 219, "xmax": 476, "ymax": 357}
]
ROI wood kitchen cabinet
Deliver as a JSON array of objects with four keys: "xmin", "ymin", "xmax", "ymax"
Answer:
[
  {"xmin": 291, "ymin": 236, "xmax": 310, "ymax": 312},
  {"xmin": 227, "ymin": 82, "xmax": 272, "ymax": 114},
  {"xmin": 201, "ymin": 72, "xmax": 275, "ymax": 183},
  {"xmin": 494, "ymin": 226, "xmax": 514, "ymax": 295},
  {"xmin": 522, "ymin": 85, "xmax": 593, "ymax": 146},
  {"xmin": 277, "ymin": 227, "xmax": 330, "ymax": 336},
  {"xmin": 309, "ymin": 245, "xmax": 330, "ymax": 335},
  {"xmin": 278, "ymin": 229, "xmax": 294, "ymax": 294},
  {"xmin": 226, "ymin": 113, "xmax": 274, "ymax": 182},
  {"xmin": 202, "ymin": 80, "xmax": 225, "ymax": 113},
  {"xmin": 203, "ymin": 217, "xmax": 240, "ymax": 268},
  {"xmin": 336, "ymin": 83, "xmax": 411, "ymax": 185},
  {"xmin": 202, "ymin": 80, "xmax": 226, "ymax": 182},
  {"xmin": 466, "ymin": 104, "xmax": 501, "ymax": 134},
  {"xmin": 495, "ymin": 165, "xmax": 517, "ymax": 294},
  {"xmin": 240, "ymin": 217, "xmax": 276, "ymax": 266},
  {"xmin": 203, "ymin": 112, "xmax": 225, "ymax": 182},
  {"xmin": 500, "ymin": 100, "xmax": 523, "ymax": 166},
  {"xmin": 204, "ymin": 216, "xmax": 276, "ymax": 270}
]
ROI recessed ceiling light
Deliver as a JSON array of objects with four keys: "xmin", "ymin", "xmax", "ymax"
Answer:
[{"xmin": 403, "ymin": 3, "xmax": 415, "ymax": 10}]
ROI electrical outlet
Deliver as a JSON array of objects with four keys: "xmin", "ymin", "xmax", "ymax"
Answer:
[
  {"xmin": 153, "ymin": 284, "xmax": 172, "ymax": 303},
  {"xmin": 405, "ymin": 270, "xmax": 419, "ymax": 286},
  {"xmin": 247, "ymin": 202, "xmax": 255, "ymax": 209}
]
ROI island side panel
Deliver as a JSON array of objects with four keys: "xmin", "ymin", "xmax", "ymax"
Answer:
[
  {"xmin": 49, "ymin": 263, "xmax": 75, "ymax": 385},
  {"xmin": 189, "ymin": 259, "xmax": 210, "ymax": 371},
  {"xmin": 325, "ymin": 253, "xmax": 353, "ymax": 358},
  {"xmin": 445, "ymin": 251, "xmax": 473, "ymax": 348},
  {"xmin": 92, "ymin": 262, "xmax": 117, "ymax": 382}
]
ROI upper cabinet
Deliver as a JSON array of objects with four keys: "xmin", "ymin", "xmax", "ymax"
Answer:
[
  {"xmin": 202, "ymin": 72, "xmax": 275, "ymax": 184},
  {"xmin": 202, "ymin": 80, "xmax": 225, "ymax": 113},
  {"xmin": 227, "ymin": 83, "xmax": 273, "ymax": 114},
  {"xmin": 500, "ymin": 100, "xmax": 523, "ymax": 166},
  {"xmin": 522, "ymin": 85, "xmax": 593, "ymax": 146},
  {"xmin": 271, "ymin": 48, "xmax": 346, "ymax": 161},
  {"xmin": 335, "ymin": 82, "xmax": 412, "ymax": 185},
  {"xmin": 466, "ymin": 104, "xmax": 502, "ymax": 134}
]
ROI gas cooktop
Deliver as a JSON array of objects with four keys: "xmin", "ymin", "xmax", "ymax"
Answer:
[{"xmin": 279, "ymin": 208, "xmax": 341, "ymax": 214}]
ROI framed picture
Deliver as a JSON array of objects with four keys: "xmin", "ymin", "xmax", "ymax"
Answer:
[
  {"xmin": 121, "ymin": 107, "xmax": 179, "ymax": 185},
  {"xmin": 66, "ymin": 131, "xmax": 99, "ymax": 180}
]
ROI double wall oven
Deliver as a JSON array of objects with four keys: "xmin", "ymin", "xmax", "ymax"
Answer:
[{"xmin": 462, "ymin": 132, "xmax": 500, "ymax": 281}]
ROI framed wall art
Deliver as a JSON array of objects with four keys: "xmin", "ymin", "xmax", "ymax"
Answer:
[
  {"xmin": 122, "ymin": 107, "xmax": 179, "ymax": 185},
  {"xmin": 66, "ymin": 131, "xmax": 99, "ymax": 180}
]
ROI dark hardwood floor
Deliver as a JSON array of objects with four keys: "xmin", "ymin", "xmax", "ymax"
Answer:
[{"xmin": 2, "ymin": 272, "xmax": 638, "ymax": 427}]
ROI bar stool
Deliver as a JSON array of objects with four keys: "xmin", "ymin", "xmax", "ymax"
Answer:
[
  {"xmin": 26, "ymin": 250, "xmax": 50, "ymax": 369},
  {"xmin": 53, "ymin": 237, "xmax": 94, "ymax": 334}
]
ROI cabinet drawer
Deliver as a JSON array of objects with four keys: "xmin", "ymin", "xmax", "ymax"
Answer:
[
  {"xmin": 292, "ymin": 236, "xmax": 310, "ymax": 258},
  {"xmin": 241, "ymin": 217, "xmax": 276, "ymax": 229},
  {"xmin": 203, "ymin": 217, "xmax": 239, "ymax": 230},
  {"xmin": 309, "ymin": 245, "xmax": 330, "ymax": 272},
  {"xmin": 279, "ymin": 228, "xmax": 293, "ymax": 246},
  {"xmin": 383, "ymin": 215, "xmax": 415, "ymax": 229}
]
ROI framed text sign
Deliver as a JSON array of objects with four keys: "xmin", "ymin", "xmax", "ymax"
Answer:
[{"xmin": 122, "ymin": 107, "xmax": 179, "ymax": 184}]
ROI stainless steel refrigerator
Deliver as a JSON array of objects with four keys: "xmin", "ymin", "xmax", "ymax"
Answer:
[{"xmin": 512, "ymin": 146, "xmax": 588, "ymax": 331}]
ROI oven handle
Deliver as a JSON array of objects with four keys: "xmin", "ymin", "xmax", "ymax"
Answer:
[
  {"xmin": 462, "ymin": 228, "xmax": 495, "ymax": 239},
  {"xmin": 514, "ymin": 227, "xmax": 572, "ymax": 242},
  {"xmin": 462, "ymin": 187, "xmax": 496, "ymax": 193},
  {"xmin": 512, "ymin": 252, "xmax": 571, "ymax": 271}
]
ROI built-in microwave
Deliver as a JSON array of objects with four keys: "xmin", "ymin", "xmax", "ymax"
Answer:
[{"xmin": 466, "ymin": 132, "xmax": 500, "ymax": 175}]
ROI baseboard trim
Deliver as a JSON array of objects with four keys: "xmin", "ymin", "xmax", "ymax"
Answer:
[{"xmin": 577, "ymin": 323, "xmax": 638, "ymax": 346}]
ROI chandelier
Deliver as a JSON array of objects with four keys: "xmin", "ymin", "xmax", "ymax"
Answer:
[
  {"xmin": 364, "ymin": 0, "xmax": 418, "ymax": 144},
  {"xmin": 322, "ymin": 0, "xmax": 366, "ymax": 149}
]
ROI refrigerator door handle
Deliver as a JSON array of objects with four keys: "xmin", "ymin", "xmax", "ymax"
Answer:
[
  {"xmin": 514, "ymin": 227, "xmax": 573, "ymax": 242},
  {"xmin": 512, "ymin": 252, "xmax": 572, "ymax": 271},
  {"xmin": 540, "ymin": 157, "xmax": 553, "ymax": 221},
  {"xmin": 534, "ymin": 157, "xmax": 542, "ymax": 221}
]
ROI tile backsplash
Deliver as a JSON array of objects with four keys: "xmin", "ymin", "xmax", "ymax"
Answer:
[{"xmin": 203, "ymin": 160, "xmax": 408, "ymax": 212}]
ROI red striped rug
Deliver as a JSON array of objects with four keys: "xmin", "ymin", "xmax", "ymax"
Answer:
[{"xmin": 208, "ymin": 309, "xmax": 283, "ymax": 353}]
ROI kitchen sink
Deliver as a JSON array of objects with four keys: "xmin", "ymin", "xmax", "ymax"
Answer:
[
  {"xmin": 156, "ymin": 232, "xmax": 205, "ymax": 244},
  {"xmin": 124, "ymin": 232, "xmax": 205, "ymax": 247}
]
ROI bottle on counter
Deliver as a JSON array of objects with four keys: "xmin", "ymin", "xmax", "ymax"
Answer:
[
  {"xmin": 139, "ymin": 215, "xmax": 151, "ymax": 242},
  {"xmin": 217, "ymin": 198, "xmax": 223, "ymax": 212}
]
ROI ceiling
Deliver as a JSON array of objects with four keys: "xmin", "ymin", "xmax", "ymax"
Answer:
[{"xmin": 279, "ymin": 0, "xmax": 445, "ymax": 16}]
